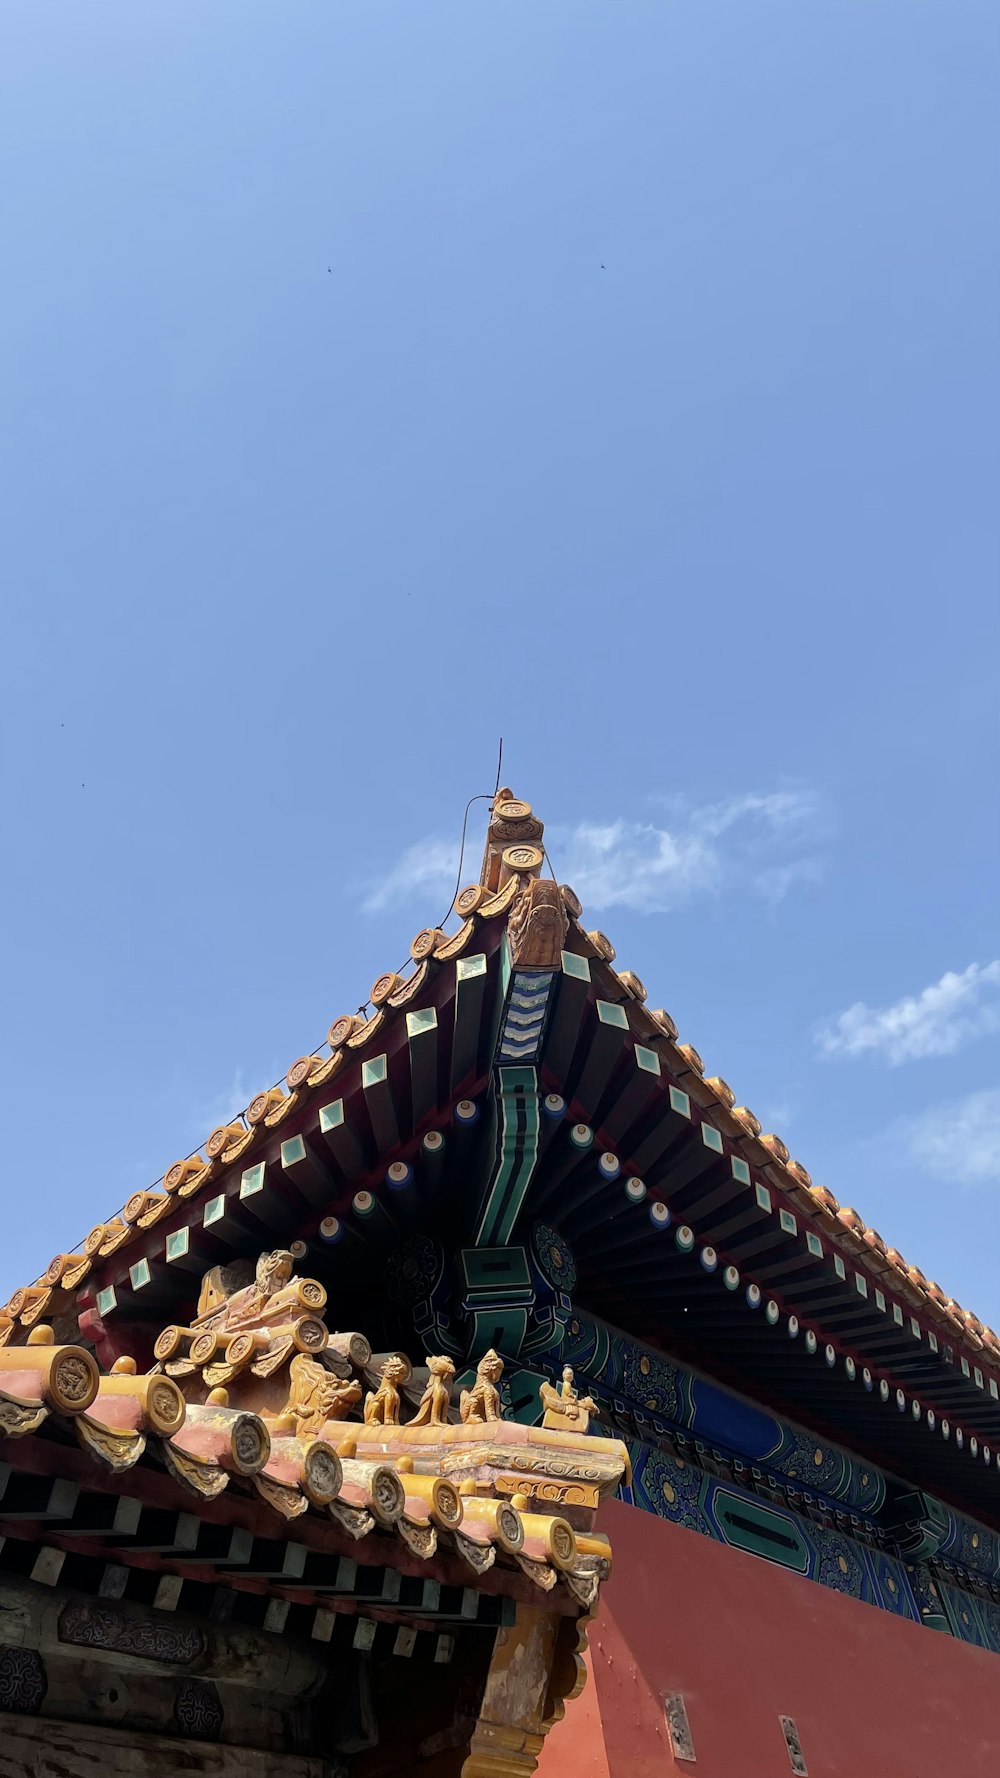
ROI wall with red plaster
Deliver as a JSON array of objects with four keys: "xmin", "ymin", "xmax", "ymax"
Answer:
[
  {"xmin": 539, "ymin": 1643, "xmax": 611, "ymax": 1778},
  {"xmin": 539, "ymin": 1497, "xmax": 1000, "ymax": 1777}
]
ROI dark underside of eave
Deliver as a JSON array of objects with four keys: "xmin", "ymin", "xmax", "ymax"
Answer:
[{"xmin": 75, "ymin": 944, "xmax": 1000, "ymax": 1531}]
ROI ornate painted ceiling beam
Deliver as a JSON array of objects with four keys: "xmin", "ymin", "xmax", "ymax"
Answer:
[{"xmin": 472, "ymin": 1067, "xmax": 542, "ymax": 1252}]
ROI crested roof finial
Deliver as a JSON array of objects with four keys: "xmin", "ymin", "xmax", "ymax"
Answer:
[{"xmin": 480, "ymin": 791, "xmax": 545, "ymax": 891}]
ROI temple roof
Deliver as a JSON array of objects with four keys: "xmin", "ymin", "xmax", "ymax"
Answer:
[
  {"xmin": 0, "ymin": 1274, "xmax": 624, "ymax": 1637},
  {"xmin": 4, "ymin": 788, "xmax": 993, "ymax": 1368},
  {"xmin": 4, "ymin": 789, "xmax": 999, "ymax": 1521}
]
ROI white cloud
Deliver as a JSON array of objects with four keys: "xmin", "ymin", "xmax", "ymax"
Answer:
[
  {"xmin": 897, "ymin": 1088, "xmax": 1000, "ymax": 1188},
  {"xmin": 363, "ymin": 788, "xmax": 825, "ymax": 918},
  {"xmin": 762, "ymin": 1100, "xmax": 795, "ymax": 1130},
  {"xmin": 755, "ymin": 857, "xmax": 825, "ymax": 906},
  {"xmin": 550, "ymin": 818, "xmax": 719, "ymax": 913},
  {"xmin": 817, "ymin": 962, "xmax": 1000, "ymax": 1066},
  {"xmin": 547, "ymin": 790, "xmax": 823, "ymax": 915},
  {"xmin": 692, "ymin": 789, "xmax": 821, "ymax": 840},
  {"xmin": 362, "ymin": 838, "xmax": 462, "ymax": 915},
  {"xmin": 196, "ymin": 1068, "xmax": 251, "ymax": 1134}
]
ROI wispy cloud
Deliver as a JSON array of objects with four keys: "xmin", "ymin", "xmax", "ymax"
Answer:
[
  {"xmin": 816, "ymin": 962, "xmax": 1000, "ymax": 1066},
  {"xmin": 196, "ymin": 1068, "xmax": 251, "ymax": 1134},
  {"xmin": 362, "ymin": 838, "xmax": 461, "ymax": 915},
  {"xmin": 762, "ymin": 1100, "xmax": 796, "ymax": 1130},
  {"xmin": 894, "ymin": 1088, "xmax": 1000, "ymax": 1189},
  {"xmin": 547, "ymin": 790, "xmax": 824, "ymax": 915},
  {"xmin": 363, "ymin": 788, "xmax": 826, "ymax": 917}
]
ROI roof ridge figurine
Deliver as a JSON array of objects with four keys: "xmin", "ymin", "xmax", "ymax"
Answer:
[
  {"xmin": 460, "ymin": 1349, "xmax": 505, "ymax": 1424},
  {"xmin": 540, "ymin": 1364, "xmax": 597, "ymax": 1434}
]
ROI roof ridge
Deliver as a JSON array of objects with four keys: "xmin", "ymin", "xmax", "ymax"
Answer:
[{"xmin": 3, "ymin": 786, "xmax": 995, "ymax": 1385}]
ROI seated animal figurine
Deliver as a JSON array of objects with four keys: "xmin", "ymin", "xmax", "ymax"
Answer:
[
  {"xmin": 363, "ymin": 1354, "xmax": 408, "ymax": 1425},
  {"xmin": 459, "ymin": 1349, "xmax": 504, "ymax": 1424}
]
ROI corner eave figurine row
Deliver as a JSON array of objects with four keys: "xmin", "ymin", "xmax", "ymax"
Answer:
[
  {"xmin": 2, "ymin": 786, "xmax": 997, "ymax": 1470},
  {"xmin": 0, "ymin": 1246, "xmax": 628, "ymax": 1617}
]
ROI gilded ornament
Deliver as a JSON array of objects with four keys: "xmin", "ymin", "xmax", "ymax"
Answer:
[
  {"xmin": 398, "ymin": 1518, "xmax": 437, "ymax": 1559},
  {"xmin": 205, "ymin": 1123, "xmax": 244, "ymax": 1161},
  {"xmin": 300, "ymin": 1440, "xmax": 343, "ymax": 1505},
  {"xmin": 147, "ymin": 1378, "xmax": 186, "ymax": 1435},
  {"xmin": 74, "ymin": 1415, "xmax": 145, "ymax": 1470},
  {"xmin": 49, "ymin": 1349, "xmax": 99, "ymax": 1413},
  {"xmin": 286, "ymin": 1055, "xmax": 320, "ymax": 1090},
  {"xmin": 539, "ymin": 1367, "xmax": 597, "ymax": 1435},
  {"xmin": 460, "ymin": 1350, "xmax": 505, "ymax": 1424},
  {"xmin": 507, "ymin": 877, "xmax": 568, "ymax": 968},
  {"xmin": 230, "ymin": 1412, "xmax": 270, "ymax": 1473},
  {"xmin": 161, "ymin": 1439, "xmax": 230, "ymax": 1499},
  {"xmin": 326, "ymin": 1013, "xmax": 361, "ymax": 1050},
  {"xmin": 454, "ymin": 884, "xmax": 488, "ymax": 916},
  {"xmin": 246, "ymin": 1089, "xmax": 285, "ymax": 1126},
  {"xmin": 286, "ymin": 1351, "xmax": 361, "ymax": 1434},
  {"xmin": 502, "ymin": 843, "xmax": 544, "ymax": 875},
  {"xmin": 410, "ymin": 927, "xmax": 444, "ymax": 959},
  {"xmin": 0, "ymin": 1397, "xmax": 47, "ymax": 1436},
  {"xmin": 363, "ymin": 1355, "xmax": 408, "ymax": 1426},
  {"xmin": 407, "ymin": 1354, "xmax": 456, "ymax": 1427}
]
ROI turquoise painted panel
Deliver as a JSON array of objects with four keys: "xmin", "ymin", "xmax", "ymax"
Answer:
[{"xmin": 711, "ymin": 1488, "xmax": 811, "ymax": 1574}]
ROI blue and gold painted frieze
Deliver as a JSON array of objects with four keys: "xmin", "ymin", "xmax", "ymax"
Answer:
[
  {"xmin": 542, "ymin": 1307, "xmax": 886, "ymax": 1516},
  {"xmin": 514, "ymin": 1297, "xmax": 1000, "ymax": 1653},
  {"xmin": 627, "ymin": 1437, "xmax": 920, "ymax": 1622}
]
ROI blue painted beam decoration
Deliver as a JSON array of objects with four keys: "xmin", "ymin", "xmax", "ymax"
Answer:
[
  {"xmin": 536, "ymin": 1305, "xmax": 886, "ymax": 1514},
  {"xmin": 522, "ymin": 1299, "xmax": 1000, "ymax": 1653},
  {"xmin": 457, "ymin": 1244, "xmax": 534, "ymax": 1360},
  {"xmin": 628, "ymin": 1435, "xmax": 923, "ymax": 1626}
]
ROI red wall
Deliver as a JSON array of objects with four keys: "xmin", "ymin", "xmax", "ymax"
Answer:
[{"xmin": 539, "ymin": 1498, "xmax": 1000, "ymax": 1777}]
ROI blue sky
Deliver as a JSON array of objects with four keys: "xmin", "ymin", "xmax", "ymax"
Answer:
[{"xmin": 2, "ymin": 5, "xmax": 998, "ymax": 1324}]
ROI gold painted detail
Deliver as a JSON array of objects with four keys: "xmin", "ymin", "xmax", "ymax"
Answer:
[
  {"xmin": 161, "ymin": 1439, "xmax": 230, "ymax": 1499},
  {"xmin": 0, "ymin": 1394, "xmax": 47, "ymax": 1437},
  {"xmin": 253, "ymin": 1473, "xmax": 309, "ymax": 1519},
  {"xmin": 495, "ymin": 1476, "xmax": 600, "ymax": 1509},
  {"xmin": 74, "ymin": 1414, "xmax": 146, "ymax": 1471},
  {"xmin": 398, "ymin": 1517, "xmax": 437, "ymax": 1559}
]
